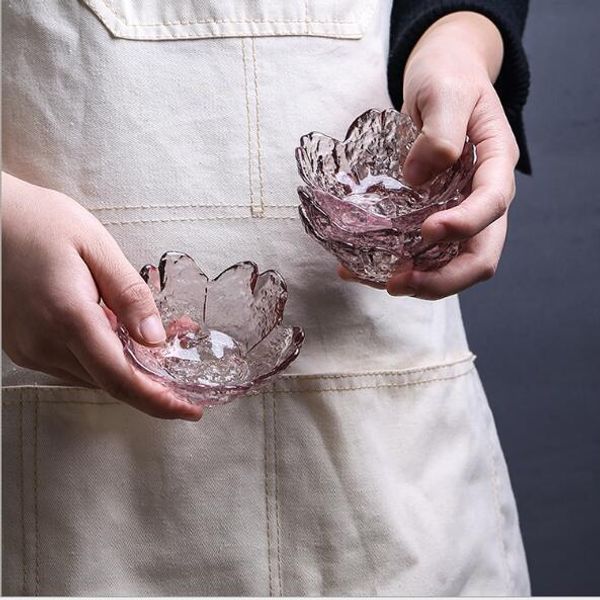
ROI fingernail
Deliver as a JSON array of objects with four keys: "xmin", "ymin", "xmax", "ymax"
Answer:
[
  {"xmin": 139, "ymin": 315, "xmax": 166, "ymax": 345},
  {"xmin": 404, "ymin": 160, "xmax": 432, "ymax": 186}
]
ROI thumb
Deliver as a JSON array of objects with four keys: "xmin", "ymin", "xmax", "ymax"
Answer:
[
  {"xmin": 403, "ymin": 89, "xmax": 475, "ymax": 187},
  {"xmin": 81, "ymin": 234, "xmax": 166, "ymax": 347}
]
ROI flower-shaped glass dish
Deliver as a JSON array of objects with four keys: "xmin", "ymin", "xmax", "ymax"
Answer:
[
  {"xmin": 117, "ymin": 252, "xmax": 304, "ymax": 406},
  {"xmin": 296, "ymin": 108, "xmax": 477, "ymax": 284}
]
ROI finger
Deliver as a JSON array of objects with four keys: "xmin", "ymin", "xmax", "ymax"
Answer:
[
  {"xmin": 68, "ymin": 302, "xmax": 203, "ymax": 421},
  {"xmin": 387, "ymin": 214, "xmax": 507, "ymax": 300},
  {"xmin": 403, "ymin": 82, "xmax": 477, "ymax": 186},
  {"xmin": 422, "ymin": 145, "xmax": 516, "ymax": 245},
  {"xmin": 337, "ymin": 264, "xmax": 386, "ymax": 290},
  {"xmin": 79, "ymin": 232, "xmax": 166, "ymax": 347},
  {"xmin": 421, "ymin": 93, "xmax": 520, "ymax": 244}
]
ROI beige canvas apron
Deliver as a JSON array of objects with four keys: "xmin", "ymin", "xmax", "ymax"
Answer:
[{"xmin": 2, "ymin": 0, "xmax": 530, "ymax": 595}]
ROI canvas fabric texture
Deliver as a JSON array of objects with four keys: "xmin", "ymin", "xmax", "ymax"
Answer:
[{"xmin": 1, "ymin": 0, "xmax": 530, "ymax": 595}]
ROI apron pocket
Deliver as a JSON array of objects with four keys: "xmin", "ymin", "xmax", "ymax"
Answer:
[
  {"xmin": 260, "ymin": 357, "xmax": 530, "ymax": 596},
  {"xmin": 2, "ymin": 385, "xmax": 271, "ymax": 596},
  {"xmin": 81, "ymin": 0, "xmax": 377, "ymax": 41},
  {"xmin": 2, "ymin": 356, "xmax": 529, "ymax": 596}
]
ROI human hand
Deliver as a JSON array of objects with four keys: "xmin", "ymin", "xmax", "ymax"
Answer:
[
  {"xmin": 1, "ymin": 173, "xmax": 202, "ymax": 421},
  {"xmin": 339, "ymin": 11, "xmax": 519, "ymax": 300}
]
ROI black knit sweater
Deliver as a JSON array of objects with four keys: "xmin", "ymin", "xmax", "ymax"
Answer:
[{"xmin": 388, "ymin": 0, "xmax": 531, "ymax": 174}]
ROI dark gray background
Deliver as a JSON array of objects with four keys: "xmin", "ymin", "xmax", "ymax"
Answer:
[{"xmin": 461, "ymin": 0, "xmax": 600, "ymax": 594}]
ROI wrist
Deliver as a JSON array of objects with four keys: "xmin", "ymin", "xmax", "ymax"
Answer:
[{"xmin": 405, "ymin": 11, "xmax": 504, "ymax": 83}]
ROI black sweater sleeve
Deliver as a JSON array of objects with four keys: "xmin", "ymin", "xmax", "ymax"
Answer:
[{"xmin": 388, "ymin": 0, "xmax": 531, "ymax": 174}]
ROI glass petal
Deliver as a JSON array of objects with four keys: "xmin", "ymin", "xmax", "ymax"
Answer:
[{"xmin": 296, "ymin": 108, "xmax": 476, "ymax": 283}]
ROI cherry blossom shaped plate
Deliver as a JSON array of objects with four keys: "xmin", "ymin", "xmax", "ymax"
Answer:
[
  {"xmin": 296, "ymin": 108, "xmax": 477, "ymax": 284},
  {"xmin": 117, "ymin": 252, "xmax": 304, "ymax": 406}
]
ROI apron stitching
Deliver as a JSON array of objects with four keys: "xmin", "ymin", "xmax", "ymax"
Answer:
[
  {"xmin": 241, "ymin": 39, "xmax": 255, "ymax": 216},
  {"xmin": 1, "ymin": 364, "xmax": 475, "ymax": 403},
  {"xmin": 272, "ymin": 398, "xmax": 283, "ymax": 596},
  {"xmin": 101, "ymin": 0, "xmax": 126, "ymax": 23},
  {"xmin": 88, "ymin": 204, "xmax": 299, "ymax": 210},
  {"xmin": 277, "ymin": 355, "xmax": 476, "ymax": 380},
  {"xmin": 262, "ymin": 395, "xmax": 274, "ymax": 596},
  {"xmin": 1, "ymin": 354, "xmax": 475, "ymax": 394},
  {"xmin": 486, "ymin": 424, "xmax": 513, "ymax": 593},
  {"xmin": 304, "ymin": 0, "xmax": 310, "ymax": 34},
  {"xmin": 87, "ymin": 0, "xmax": 119, "ymax": 33},
  {"xmin": 96, "ymin": 0, "xmax": 358, "ymax": 27},
  {"xmin": 251, "ymin": 38, "xmax": 265, "ymax": 217},
  {"xmin": 2, "ymin": 399, "xmax": 121, "ymax": 405},
  {"xmin": 33, "ymin": 394, "xmax": 40, "ymax": 596},
  {"xmin": 262, "ymin": 366, "xmax": 475, "ymax": 395},
  {"xmin": 89, "ymin": 30, "xmax": 362, "ymax": 41},
  {"xmin": 100, "ymin": 216, "xmax": 298, "ymax": 225},
  {"xmin": 19, "ymin": 398, "xmax": 27, "ymax": 596}
]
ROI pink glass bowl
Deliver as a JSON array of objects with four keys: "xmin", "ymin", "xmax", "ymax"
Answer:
[
  {"xmin": 296, "ymin": 108, "xmax": 476, "ymax": 285},
  {"xmin": 117, "ymin": 252, "xmax": 304, "ymax": 406}
]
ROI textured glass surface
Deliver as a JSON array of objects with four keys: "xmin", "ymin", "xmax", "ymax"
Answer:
[
  {"xmin": 296, "ymin": 108, "xmax": 476, "ymax": 284},
  {"xmin": 118, "ymin": 252, "xmax": 304, "ymax": 406}
]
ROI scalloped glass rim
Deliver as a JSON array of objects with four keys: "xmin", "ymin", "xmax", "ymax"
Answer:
[
  {"xmin": 117, "ymin": 252, "xmax": 305, "ymax": 406},
  {"xmin": 295, "ymin": 108, "xmax": 476, "ymax": 283}
]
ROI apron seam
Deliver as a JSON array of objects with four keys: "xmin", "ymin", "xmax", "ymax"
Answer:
[
  {"xmin": 99, "ymin": 216, "xmax": 297, "ymax": 225},
  {"xmin": 304, "ymin": 0, "xmax": 310, "ymax": 33},
  {"xmin": 251, "ymin": 38, "xmax": 265, "ymax": 217},
  {"xmin": 34, "ymin": 391, "xmax": 40, "ymax": 597},
  {"xmin": 85, "ymin": 30, "xmax": 363, "ymax": 42},
  {"xmin": 263, "ymin": 366, "xmax": 475, "ymax": 395},
  {"xmin": 87, "ymin": 203, "xmax": 299, "ymax": 210},
  {"xmin": 241, "ymin": 39, "xmax": 256, "ymax": 217},
  {"xmin": 2, "ymin": 370, "xmax": 473, "ymax": 403},
  {"xmin": 262, "ymin": 395, "xmax": 275, "ymax": 596},
  {"xmin": 1, "ymin": 356, "xmax": 476, "ymax": 402},
  {"xmin": 273, "ymin": 398, "xmax": 283, "ymax": 596},
  {"xmin": 19, "ymin": 398, "xmax": 27, "ymax": 596},
  {"xmin": 280, "ymin": 354, "xmax": 476, "ymax": 380},
  {"xmin": 96, "ymin": 0, "xmax": 360, "ymax": 27},
  {"xmin": 2, "ymin": 398, "xmax": 121, "ymax": 405},
  {"xmin": 101, "ymin": 0, "xmax": 126, "ymax": 23}
]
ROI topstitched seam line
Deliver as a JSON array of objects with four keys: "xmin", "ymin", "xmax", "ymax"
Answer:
[
  {"xmin": 88, "ymin": 204, "xmax": 300, "ymax": 211},
  {"xmin": 261, "ymin": 366, "xmax": 475, "ymax": 395},
  {"xmin": 87, "ymin": 0, "xmax": 119, "ymax": 32},
  {"xmin": 33, "ymin": 393, "xmax": 40, "ymax": 596},
  {"xmin": 97, "ymin": 0, "xmax": 360, "ymax": 27},
  {"xmin": 2, "ymin": 365, "xmax": 475, "ymax": 405},
  {"xmin": 241, "ymin": 38, "xmax": 255, "ymax": 215},
  {"xmin": 92, "ymin": 30, "xmax": 362, "ymax": 41},
  {"xmin": 251, "ymin": 38, "xmax": 265, "ymax": 216},
  {"xmin": 20, "ymin": 400, "xmax": 26, "ymax": 596},
  {"xmin": 262, "ymin": 396, "xmax": 274, "ymax": 596},
  {"xmin": 273, "ymin": 398, "xmax": 283, "ymax": 596},
  {"xmin": 304, "ymin": 0, "xmax": 310, "ymax": 34},
  {"xmin": 101, "ymin": 215, "xmax": 298, "ymax": 225},
  {"xmin": 279, "ymin": 355, "xmax": 475, "ymax": 381},
  {"xmin": 2, "ymin": 399, "xmax": 122, "ymax": 406},
  {"xmin": 109, "ymin": 18, "xmax": 360, "ymax": 27}
]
